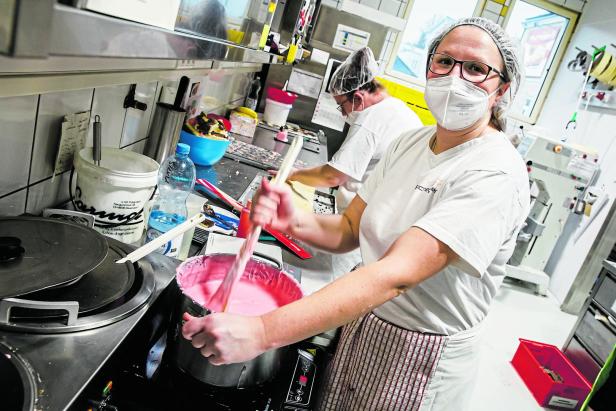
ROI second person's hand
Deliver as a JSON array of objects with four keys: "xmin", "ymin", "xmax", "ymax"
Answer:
[
  {"xmin": 251, "ymin": 177, "xmax": 297, "ymax": 233},
  {"xmin": 267, "ymin": 167, "xmax": 298, "ymax": 181}
]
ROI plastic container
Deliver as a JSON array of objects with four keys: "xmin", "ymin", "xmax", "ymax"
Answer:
[
  {"xmin": 229, "ymin": 108, "xmax": 258, "ymax": 137},
  {"xmin": 73, "ymin": 147, "xmax": 159, "ymax": 244},
  {"xmin": 145, "ymin": 143, "xmax": 196, "ymax": 258},
  {"xmin": 511, "ymin": 339, "xmax": 592, "ymax": 410},
  {"xmin": 266, "ymin": 87, "xmax": 298, "ymax": 105},
  {"xmin": 179, "ymin": 130, "xmax": 230, "ymax": 166},
  {"xmin": 263, "ymin": 98, "xmax": 293, "ymax": 126}
]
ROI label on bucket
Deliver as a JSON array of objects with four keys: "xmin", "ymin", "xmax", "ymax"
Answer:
[
  {"xmin": 548, "ymin": 395, "xmax": 578, "ymax": 409},
  {"xmin": 74, "ymin": 185, "xmax": 150, "ymax": 244}
]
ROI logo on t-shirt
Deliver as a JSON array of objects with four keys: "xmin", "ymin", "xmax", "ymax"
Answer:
[{"xmin": 415, "ymin": 184, "xmax": 437, "ymax": 194}]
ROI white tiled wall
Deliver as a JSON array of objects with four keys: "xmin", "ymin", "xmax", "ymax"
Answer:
[
  {"xmin": 0, "ymin": 70, "xmax": 257, "ymax": 217},
  {"xmin": 121, "ymin": 82, "xmax": 159, "ymax": 148},
  {"xmin": 0, "ymin": 189, "xmax": 26, "ymax": 216},
  {"xmin": 88, "ymin": 85, "xmax": 130, "ymax": 149},
  {"xmin": 0, "ymin": 95, "xmax": 38, "ymax": 197}
]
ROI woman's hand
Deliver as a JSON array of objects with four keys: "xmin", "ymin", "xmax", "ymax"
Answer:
[
  {"xmin": 182, "ymin": 313, "xmax": 268, "ymax": 365},
  {"xmin": 251, "ymin": 177, "xmax": 297, "ymax": 233}
]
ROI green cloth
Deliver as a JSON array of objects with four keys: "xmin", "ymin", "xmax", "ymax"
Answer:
[{"xmin": 581, "ymin": 343, "xmax": 616, "ymax": 411}]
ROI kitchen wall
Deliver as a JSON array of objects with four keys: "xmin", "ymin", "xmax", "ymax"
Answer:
[
  {"xmin": 0, "ymin": 69, "xmax": 256, "ymax": 217},
  {"xmin": 527, "ymin": 0, "xmax": 616, "ymax": 303}
]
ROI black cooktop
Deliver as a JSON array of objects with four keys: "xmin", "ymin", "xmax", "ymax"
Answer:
[
  {"xmin": 0, "ymin": 343, "xmax": 35, "ymax": 411},
  {"xmin": 115, "ymin": 347, "xmax": 329, "ymax": 410}
]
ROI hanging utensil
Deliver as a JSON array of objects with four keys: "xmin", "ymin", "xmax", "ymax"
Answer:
[
  {"xmin": 174, "ymin": 76, "xmax": 190, "ymax": 110},
  {"xmin": 115, "ymin": 213, "xmax": 206, "ymax": 264},
  {"xmin": 565, "ymin": 46, "xmax": 605, "ymax": 134},
  {"xmin": 207, "ymin": 136, "xmax": 304, "ymax": 312},
  {"xmin": 93, "ymin": 115, "xmax": 102, "ymax": 166}
]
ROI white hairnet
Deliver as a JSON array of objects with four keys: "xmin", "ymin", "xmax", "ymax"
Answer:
[
  {"xmin": 426, "ymin": 17, "xmax": 523, "ymax": 130},
  {"xmin": 329, "ymin": 47, "xmax": 380, "ymax": 96}
]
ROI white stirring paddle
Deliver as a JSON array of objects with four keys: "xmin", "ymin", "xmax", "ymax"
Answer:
[
  {"xmin": 116, "ymin": 213, "xmax": 206, "ymax": 264},
  {"xmin": 208, "ymin": 136, "xmax": 303, "ymax": 312}
]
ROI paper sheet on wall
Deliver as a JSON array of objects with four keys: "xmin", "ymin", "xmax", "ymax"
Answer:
[
  {"xmin": 52, "ymin": 111, "xmax": 91, "ymax": 181},
  {"xmin": 311, "ymin": 92, "xmax": 345, "ymax": 131},
  {"xmin": 287, "ymin": 68, "xmax": 323, "ymax": 99},
  {"xmin": 310, "ymin": 48, "xmax": 330, "ymax": 65}
]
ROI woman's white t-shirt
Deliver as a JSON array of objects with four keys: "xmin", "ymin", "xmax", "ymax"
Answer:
[
  {"xmin": 328, "ymin": 97, "xmax": 422, "ymax": 211},
  {"xmin": 358, "ymin": 126, "xmax": 530, "ymax": 335}
]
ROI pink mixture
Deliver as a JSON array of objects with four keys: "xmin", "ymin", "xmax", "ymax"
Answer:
[{"xmin": 184, "ymin": 279, "xmax": 283, "ymax": 315}]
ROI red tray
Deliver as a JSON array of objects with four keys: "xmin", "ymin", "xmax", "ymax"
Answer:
[{"xmin": 511, "ymin": 338, "xmax": 592, "ymax": 410}]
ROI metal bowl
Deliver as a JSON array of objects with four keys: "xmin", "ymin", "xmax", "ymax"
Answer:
[{"xmin": 169, "ymin": 253, "xmax": 303, "ymax": 388}]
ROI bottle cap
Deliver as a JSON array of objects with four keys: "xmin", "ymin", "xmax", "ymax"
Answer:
[{"xmin": 176, "ymin": 143, "xmax": 190, "ymax": 155}]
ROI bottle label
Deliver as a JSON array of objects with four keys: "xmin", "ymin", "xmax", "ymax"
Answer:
[
  {"xmin": 245, "ymin": 97, "xmax": 257, "ymax": 111},
  {"xmin": 146, "ymin": 226, "xmax": 182, "ymax": 258}
]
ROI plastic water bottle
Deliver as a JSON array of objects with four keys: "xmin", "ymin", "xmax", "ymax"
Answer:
[{"xmin": 145, "ymin": 143, "xmax": 196, "ymax": 257}]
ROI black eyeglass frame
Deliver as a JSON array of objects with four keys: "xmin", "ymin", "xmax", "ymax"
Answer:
[
  {"xmin": 428, "ymin": 52, "xmax": 507, "ymax": 84},
  {"xmin": 335, "ymin": 95, "xmax": 357, "ymax": 114}
]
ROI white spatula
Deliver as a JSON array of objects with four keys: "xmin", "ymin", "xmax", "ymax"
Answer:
[{"xmin": 116, "ymin": 213, "xmax": 206, "ymax": 264}]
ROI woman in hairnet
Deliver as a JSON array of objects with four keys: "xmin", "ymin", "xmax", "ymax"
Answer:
[
  {"xmin": 183, "ymin": 17, "xmax": 530, "ymax": 410},
  {"xmin": 286, "ymin": 47, "xmax": 422, "ymax": 213}
]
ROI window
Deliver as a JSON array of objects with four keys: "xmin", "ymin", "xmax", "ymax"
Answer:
[
  {"xmin": 503, "ymin": 0, "xmax": 577, "ymax": 122},
  {"xmin": 386, "ymin": 0, "xmax": 482, "ymax": 85}
]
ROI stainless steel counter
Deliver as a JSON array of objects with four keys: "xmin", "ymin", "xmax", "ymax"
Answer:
[
  {"xmin": 194, "ymin": 125, "xmax": 335, "ymax": 294},
  {"xmin": 0, "ymin": 244, "xmax": 179, "ymax": 411}
]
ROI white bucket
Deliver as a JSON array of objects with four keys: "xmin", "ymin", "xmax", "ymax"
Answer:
[
  {"xmin": 73, "ymin": 147, "xmax": 159, "ymax": 244},
  {"xmin": 263, "ymin": 98, "xmax": 292, "ymax": 126}
]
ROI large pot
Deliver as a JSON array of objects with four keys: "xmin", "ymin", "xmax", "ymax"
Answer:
[{"xmin": 169, "ymin": 253, "xmax": 303, "ymax": 388}]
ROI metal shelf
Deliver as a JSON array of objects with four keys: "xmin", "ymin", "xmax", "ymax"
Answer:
[{"xmin": 3, "ymin": 2, "xmax": 278, "ymax": 66}]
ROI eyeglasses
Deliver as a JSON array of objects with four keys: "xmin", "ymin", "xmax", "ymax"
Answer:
[
  {"xmin": 336, "ymin": 96, "xmax": 354, "ymax": 114},
  {"xmin": 428, "ymin": 53, "xmax": 507, "ymax": 84}
]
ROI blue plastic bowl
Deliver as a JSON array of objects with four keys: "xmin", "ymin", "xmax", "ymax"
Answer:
[{"xmin": 179, "ymin": 130, "xmax": 231, "ymax": 166}]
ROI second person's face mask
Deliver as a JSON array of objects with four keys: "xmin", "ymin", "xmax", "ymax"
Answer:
[
  {"xmin": 343, "ymin": 95, "xmax": 363, "ymax": 125},
  {"xmin": 424, "ymin": 76, "xmax": 498, "ymax": 131}
]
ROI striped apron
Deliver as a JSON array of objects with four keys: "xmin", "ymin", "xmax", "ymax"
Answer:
[{"xmin": 316, "ymin": 313, "xmax": 447, "ymax": 411}]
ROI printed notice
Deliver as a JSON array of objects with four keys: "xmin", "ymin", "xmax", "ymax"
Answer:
[{"xmin": 53, "ymin": 111, "xmax": 91, "ymax": 180}]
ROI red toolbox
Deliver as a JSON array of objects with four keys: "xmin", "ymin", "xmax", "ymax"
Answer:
[{"xmin": 511, "ymin": 338, "xmax": 592, "ymax": 410}]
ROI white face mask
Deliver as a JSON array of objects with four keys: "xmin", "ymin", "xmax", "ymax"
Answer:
[
  {"xmin": 343, "ymin": 95, "xmax": 363, "ymax": 125},
  {"xmin": 345, "ymin": 110, "xmax": 359, "ymax": 125},
  {"xmin": 424, "ymin": 76, "xmax": 498, "ymax": 131}
]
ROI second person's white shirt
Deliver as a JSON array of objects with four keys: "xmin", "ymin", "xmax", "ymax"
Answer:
[{"xmin": 328, "ymin": 96, "xmax": 422, "ymax": 211}]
